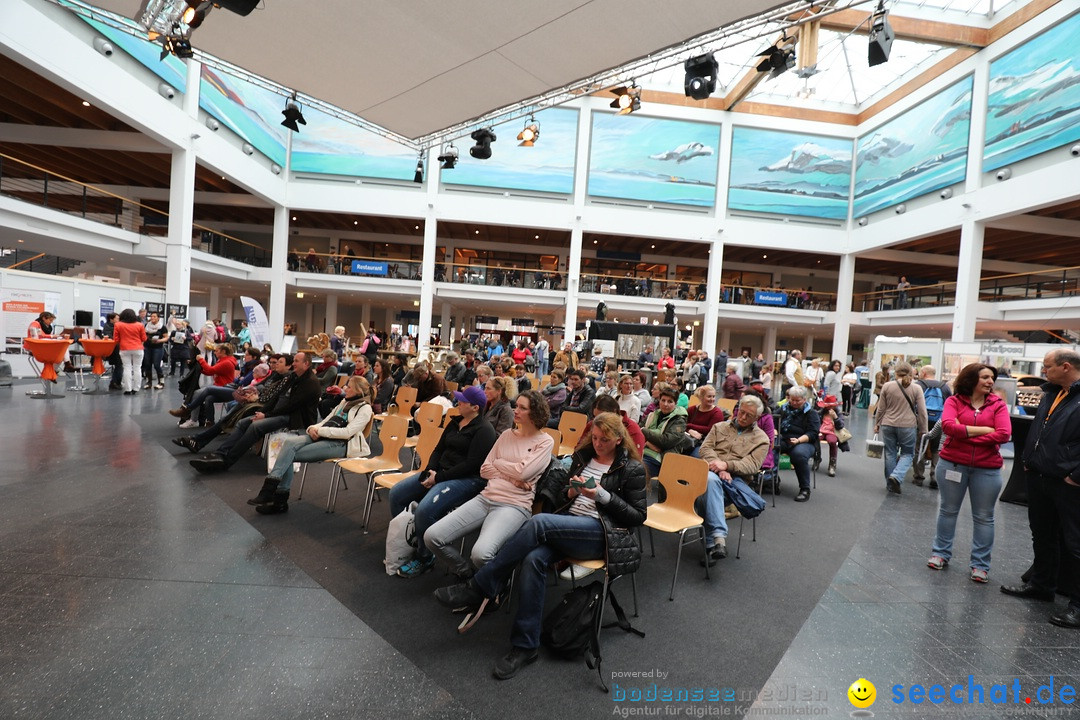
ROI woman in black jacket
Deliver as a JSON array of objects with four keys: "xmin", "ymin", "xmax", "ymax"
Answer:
[
  {"xmin": 435, "ymin": 412, "xmax": 647, "ymax": 680},
  {"xmin": 389, "ymin": 385, "xmax": 498, "ymax": 577}
]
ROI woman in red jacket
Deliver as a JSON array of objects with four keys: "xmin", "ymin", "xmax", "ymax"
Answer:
[
  {"xmin": 926, "ymin": 363, "xmax": 1011, "ymax": 583},
  {"xmin": 169, "ymin": 343, "xmax": 238, "ymax": 427},
  {"xmin": 113, "ymin": 308, "xmax": 147, "ymax": 394}
]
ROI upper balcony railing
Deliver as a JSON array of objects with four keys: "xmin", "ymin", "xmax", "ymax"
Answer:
[
  {"xmin": 0, "ymin": 152, "xmax": 270, "ymax": 267},
  {"xmin": 853, "ymin": 266, "xmax": 1080, "ymax": 312}
]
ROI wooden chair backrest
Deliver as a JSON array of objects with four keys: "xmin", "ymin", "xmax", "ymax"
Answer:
[
  {"xmin": 375, "ymin": 415, "xmax": 409, "ymax": 463},
  {"xmin": 413, "ymin": 401, "xmax": 444, "ymax": 434},
  {"xmin": 443, "ymin": 405, "xmax": 461, "ymax": 423},
  {"xmin": 688, "ymin": 394, "xmax": 701, "ymax": 408},
  {"xmin": 716, "ymin": 398, "xmax": 737, "ymax": 417},
  {"xmin": 414, "ymin": 426, "xmax": 444, "ymax": 470},
  {"xmin": 542, "ymin": 427, "xmax": 562, "ymax": 454},
  {"xmin": 654, "ymin": 454, "xmax": 709, "ymax": 515},
  {"xmin": 446, "ymin": 380, "xmax": 459, "ymax": 393},
  {"xmin": 394, "ymin": 385, "xmax": 418, "ymax": 417},
  {"xmin": 557, "ymin": 411, "xmax": 589, "ymax": 450}
]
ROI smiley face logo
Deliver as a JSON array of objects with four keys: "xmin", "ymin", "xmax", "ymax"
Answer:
[{"xmin": 848, "ymin": 678, "xmax": 876, "ymax": 709}]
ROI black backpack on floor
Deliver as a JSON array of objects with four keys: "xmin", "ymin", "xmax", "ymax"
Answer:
[{"xmin": 541, "ymin": 580, "xmax": 643, "ymax": 691}]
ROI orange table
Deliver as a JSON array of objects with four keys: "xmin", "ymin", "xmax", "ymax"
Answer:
[
  {"xmin": 80, "ymin": 338, "xmax": 116, "ymax": 395},
  {"xmin": 23, "ymin": 338, "xmax": 73, "ymax": 400}
]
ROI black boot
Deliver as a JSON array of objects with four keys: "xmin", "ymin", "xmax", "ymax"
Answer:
[
  {"xmin": 247, "ymin": 478, "xmax": 280, "ymax": 506},
  {"xmin": 255, "ymin": 491, "xmax": 289, "ymax": 515}
]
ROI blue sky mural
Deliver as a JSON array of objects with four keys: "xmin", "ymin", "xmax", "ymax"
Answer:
[
  {"xmin": 984, "ymin": 12, "xmax": 1080, "ymax": 172},
  {"xmin": 443, "ymin": 108, "xmax": 578, "ymax": 194},
  {"xmin": 199, "ymin": 67, "xmax": 288, "ymax": 166},
  {"xmin": 853, "ymin": 76, "xmax": 972, "ymax": 217},
  {"xmin": 588, "ymin": 114, "xmax": 721, "ymax": 207},
  {"xmin": 289, "ymin": 106, "xmax": 416, "ymax": 180},
  {"xmin": 728, "ymin": 127, "xmax": 852, "ymax": 220},
  {"xmin": 75, "ymin": 14, "xmax": 186, "ymax": 93}
]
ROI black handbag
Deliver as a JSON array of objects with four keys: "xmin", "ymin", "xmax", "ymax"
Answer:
[{"xmin": 603, "ymin": 523, "xmax": 641, "ymax": 578}]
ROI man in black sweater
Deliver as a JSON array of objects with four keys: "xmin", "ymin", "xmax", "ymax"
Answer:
[
  {"xmin": 548, "ymin": 369, "xmax": 595, "ymax": 428},
  {"xmin": 388, "ymin": 385, "xmax": 498, "ymax": 577},
  {"xmin": 191, "ymin": 352, "xmax": 321, "ymax": 473}
]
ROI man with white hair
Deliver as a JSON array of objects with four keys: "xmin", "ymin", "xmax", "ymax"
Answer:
[
  {"xmin": 778, "ymin": 386, "xmax": 820, "ymax": 502},
  {"xmin": 698, "ymin": 395, "xmax": 769, "ymax": 563}
]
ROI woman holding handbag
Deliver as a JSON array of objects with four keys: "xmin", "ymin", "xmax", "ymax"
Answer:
[
  {"xmin": 926, "ymin": 364, "xmax": 1010, "ymax": 583},
  {"xmin": 434, "ymin": 411, "xmax": 646, "ymax": 680},
  {"xmin": 874, "ymin": 362, "xmax": 927, "ymax": 495}
]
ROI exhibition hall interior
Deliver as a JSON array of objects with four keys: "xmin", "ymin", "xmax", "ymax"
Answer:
[{"xmin": 1, "ymin": 0, "xmax": 1079, "ymax": 718}]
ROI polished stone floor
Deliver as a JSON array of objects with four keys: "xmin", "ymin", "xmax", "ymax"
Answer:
[{"xmin": 1, "ymin": 379, "xmax": 1076, "ymax": 719}]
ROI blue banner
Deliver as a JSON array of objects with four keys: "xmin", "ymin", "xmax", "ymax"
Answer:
[
  {"xmin": 754, "ymin": 291, "xmax": 788, "ymax": 306},
  {"xmin": 351, "ymin": 260, "xmax": 388, "ymax": 276}
]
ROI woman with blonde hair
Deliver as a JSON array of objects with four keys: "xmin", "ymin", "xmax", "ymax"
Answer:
[
  {"xmin": 249, "ymin": 375, "xmax": 374, "ymax": 515},
  {"xmin": 435, "ymin": 410, "xmax": 646, "ymax": 678},
  {"xmin": 484, "ymin": 375, "xmax": 517, "ymax": 434}
]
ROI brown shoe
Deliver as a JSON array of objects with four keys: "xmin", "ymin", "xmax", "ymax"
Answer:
[{"xmin": 168, "ymin": 406, "xmax": 191, "ymax": 421}]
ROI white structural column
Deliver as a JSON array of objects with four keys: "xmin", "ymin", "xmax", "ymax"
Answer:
[
  {"xmin": 440, "ymin": 302, "xmax": 452, "ymax": 345},
  {"xmin": 701, "ymin": 233, "xmax": 724, "ymax": 363},
  {"xmin": 764, "ymin": 326, "xmax": 777, "ymax": 366},
  {"xmin": 165, "ymin": 58, "xmax": 200, "ymax": 307},
  {"xmin": 952, "ymin": 220, "xmax": 985, "ymax": 341},
  {"xmin": 304, "ymin": 303, "xmax": 314, "ymax": 338},
  {"xmin": 416, "ymin": 149, "xmax": 438, "ymax": 357},
  {"xmin": 563, "ymin": 224, "xmax": 583, "ymax": 343},
  {"xmin": 720, "ymin": 328, "xmax": 731, "ymax": 356},
  {"xmin": 268, "ymin": 204, "xmax": 289, "ymax": 350},
  {"xmin": 361, "ymin": 302, "xmax": 372, "ymax": 331},
  {"xmin": 804, "ymin": 334, "xmax": 815, "ymax": 357},
  {"xmin": 325, "ymin": 294, "xmax": 338, "ymax": 335},
  {"xmin": 208, "ymin": 286, "xmax": 220, "ymax": 320},
  {"xmin": 831, "ymin": 253, "xmax": 857, "ymax": 361}
]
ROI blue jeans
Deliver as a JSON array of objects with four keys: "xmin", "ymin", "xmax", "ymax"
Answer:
[
  {"xmin": 216, "ymin": 415, "xmax": 290, "ymax": 467},
  {"xmin": 930, "ymin": 459, "xmax": 1002, "ymax": 571},
  {"xmin": 882, "ymin": 425, "xmax": 917, "ymax": 484},
  {"xmin": 643, "ymin": 454, "xmax": 662, "ymax": 478},
  {"xmin": 388, "ymin": 473, "xmax": 486, "ymax": 560},
  {"xmin": 472, "ymin": 513, "xmax": 605, "ymax": 650},
  {"xmin": 703, "ymin": 471, "xmax": 730, "ymax": 540},
  {"xmin": 269, "ymin": 434, "xmax": 347, "ymax": 491},
  {"xmin": 188, "ymin": 385, "xmax": 235, "ymax": 424},
  {"xmin": 784, "ymin": 442, "xmax": 815, "ymax": 491}
]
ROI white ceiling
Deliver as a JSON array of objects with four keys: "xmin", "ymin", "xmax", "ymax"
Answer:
[{"xmin": 88, "ymin": 0, "xmax": 787, "ymax": 139}]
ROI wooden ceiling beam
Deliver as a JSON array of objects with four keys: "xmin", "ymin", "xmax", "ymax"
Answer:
[{"xmin": 815, "ymin": 8, "xmax": 988, "ymax": 48}]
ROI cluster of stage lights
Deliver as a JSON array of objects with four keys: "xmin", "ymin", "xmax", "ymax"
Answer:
[{"xmin": 150, "ymin": 0, "xmax": 259, "ymax": 60}]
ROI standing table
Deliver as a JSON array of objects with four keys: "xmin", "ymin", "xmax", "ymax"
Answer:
[
  {"xmin": 80, "ymin": 338, "xmax": 117, "ymax": 395},
  {"xmin": 22, "ymin": 338, "xmax": 73, "ymax": 400}
]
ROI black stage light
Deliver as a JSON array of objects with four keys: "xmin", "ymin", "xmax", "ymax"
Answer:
[
  {"xmin": 756, "ymin": 37, "xmax": 796, "ymax": 78},
  {"xmin": 684, "ymin": 53, "xmax": 718, "ymax": 100},
  {"xmin": 664, "ymin": 303, "xmax": 675, "ymax": 325},
  {"xmin": 868, "ymin": 3, "xmax": 895, "ymax": 67},
  {"xmin": 281, "ymin": 98, "xmax": 306, "ymax": 132},
  {"xmin": 470, "ymin": 128, "xmax": 496, "ymax": 160},
  {"xmin": 172, "ymin": 37, "xmax": 193, "ymax": 58},
  {"xmin": 413, "ymin": 153, "xmax": 424, "ymax": 184},
  {"xmin": 213, "ymin": 0, "xmax": 259, "ymax": 16},
  {"xmin": 609, "ymin": 84, "xmax": 641, "ymax": 115},
  {"xmin": 596, "ymin": 302, "xmax": 607, "ymax": 321},
  {"xmin": 438, "ymin": 145, "xmax": 459, "ymax": 169}
]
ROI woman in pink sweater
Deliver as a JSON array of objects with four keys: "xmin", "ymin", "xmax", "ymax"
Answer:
[
  {"xmin": 425, "ymin": 390, "xmax": 554, "ymax": 579},
  {"xmin": 927, "ymin": 364, "xmax": 1011, "ymax": 583}
]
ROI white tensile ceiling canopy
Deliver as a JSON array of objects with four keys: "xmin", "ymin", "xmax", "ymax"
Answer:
[{"xmin": 87, "ymin": 0, "xmax": 788, "ymax": 139}]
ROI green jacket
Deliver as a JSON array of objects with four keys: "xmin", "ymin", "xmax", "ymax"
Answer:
[{"xmin": 642, "ymin": 405, "xmax": 689, "ymax": 463}]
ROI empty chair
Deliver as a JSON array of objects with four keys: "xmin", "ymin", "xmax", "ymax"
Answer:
[
  {"xmin": 555, "ymin": 410, "xmax": 588, "ymax": 457},
  {"xmin": 335, "ymin": 414, "xmax": 409, "ymax": 517},
  {"xmin": 405, "ymin": 401, "xmax": 445, "ymax": 452},
  {"xmin": 374, "ymin": 386, "xmax": 418, "ymax": 423},
  {"xmin": 643, "ymin": 453, "xmax": 711, "ymax": 600}
]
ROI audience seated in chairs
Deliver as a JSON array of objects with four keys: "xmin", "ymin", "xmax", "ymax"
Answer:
[
  {"xmin": 743, "ymin": 387, "xmax": 777, "ymax": 491},
  {"xmin": 168, "ymin": 343, "xmax": 238, "ymax": 428},
  {"xmin": 424, "ymin": 390, "xmax": 553, "ymax": 580},
  {"xmin": 582, "ymin": 394, "xmax": 646, "ymax": 460},
  {"xmin": 541, "ymin": 369, "xmax": 567, "ymax": 425},
  {"xmin": 483, "ymin": 376, "xmax": 516, "ymax": 435},
  {"xmin": 314, "ymin": 349, "xmax": 340, "ymax": 391},
  {"xmin": 816, "ymin": 394, "xmax": 849, "ymax": 477},
  {"xmin": 187, "ymin": 352, "xmax": 321, "ymax": 474},
  {"xmin": 434, "ymin": 411, "xmax": 646, "ymax": 680},
  {"xmin": 403, "ymin": 360, "xmax": 446, "ymax": 404},
  {"xmin": 686, "ymin": 385, "xmax": 726, "ymax": 455},
  {"xmin": 698, "ymin": 395, "xmax": 769, "ymax": 565},
  {"xmin": 247, "ymin": 376, "xmax": 375, "ymax": 515},
  {"xmin": 391, "ymin": 385, "xmax": 499, "ymax": 578},
  {"xmin": 617, "ymin": 374, "xmax": 642, "ymax": 423},
  {"xmin": 548, "ymin": 369, "xmax": 594, "ymax": 428},
  {"xmin": 641, "ymin": 383, "xmax": 690, "ymax": 479},
  {"xmin": 371, "ymin": 358, "xmax": 395, "ymax": 414},
  {"xmin": 778, "ymin": 386, "xmax": 821, "ymax": 503}
]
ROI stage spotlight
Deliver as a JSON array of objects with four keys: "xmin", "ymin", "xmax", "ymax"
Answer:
[
  {"xmin": 213, "ymin": 0, "xmax": 259, "ymax": 15},
  {"xmin": 182, "ymin": 1, "xmax": 209, "ymax": 28},
  {"xmin": 438, "ymin": 145, "xmax": 459, "ymax": 170},
  {"xmin": 596, "ymin": 302, "xmax": 607, "ymax": 321},
  {"xmin": 664, "ymin": 303, "xmax": 676, "ymax": 325},
  {"xmin": 609, "ymin": 84, "xmax": 641, "ymax": 115},
  {"xmin": 683, "ymin": 53, "xmax": 718, "ymax": 100},
  {"xmin": 470, "ymin": 128, "xmax": 496, "ymax": 160},
  {"xmin": 756, "ymin": 36, "xmax": 796, "ymax": 78},
  {"xmin": 281, "ymin": 97, "xmax": 306, "ymax": 132},
  {"xmin": 171, "ymin": 37, "xmax": 193, "ymax": 58},
  {"xmin": 868, "ymin": 2, "xmax": 895, "ymax": 67},
  {"xmin": 413, "ymin": 153, "xmax": 424, "ymax": 184},
  {"xmin": 517, "ymin": 118, "xmax": 539, "ymax": 146}
]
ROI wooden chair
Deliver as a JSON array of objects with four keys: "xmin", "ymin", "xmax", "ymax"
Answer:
[
  {"xmin": 336, "ymin": 374, "xmax": 350, "ymax": 387},
  {"xmin": 643, "ymin": 454, "xmax": 711, "ymax": 600},
  {"xmin": 555, "ymin": 411, "xmax": 588, "ymax": 457},
  {"xmin": 445, "ymin": 380, "xmax": 459, "ymax": 392},
  {"xmin": 404, "ymin": 401, "xmax": 443, "ymax": 452},
  {"xmin": 296, "ymin": 416, "xmax": 375, "ymax": 504},
  {"xmin": 541, "ymin": 427, "xmax": 562, "ymax": 454},
  {"xmin": 374, "ymin": 386, "xmax": 417, "ymax": 422},
  {"xmin": 529, "ymin": 377, "xmax": 540, "ymax": 391},
  {"xmin": 335, "ymin": 415, "xmax": 408, "ymax": 518},
  {"xmin": 563, "ymin": 557, "xmax": 640, "ymax": 642},
  {"xmin": 716, "ymin": 398, "xmax": 737, "ymax": 418},
  {"xmin": 365, "ymin": 426, "xmax": 444, "ymax": 531},
  {"xmin": 443, "ymin": 406, "xmax": 461, "ymax": 423},
  {"xmin": 688, "ymin": 394, "xmax": 701, "ymax": 408}
]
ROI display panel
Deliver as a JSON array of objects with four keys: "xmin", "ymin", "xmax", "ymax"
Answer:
[
  {"xmin": 984, "ymin": 11, "xmax": 1080, "ymax": 171},
  {"xmin": 728, "ymin": 127, "xmax": 852, "ymax": 220},
  {"xmin": 199, "ymin": 66, "xmax": 288, "ymax": 166},
  {"xmin": 588, "ymin": 114, "xmax": 720, "ymax": 208},
  {"xmin": 853, "ymin": 77, "xmax": 972, "ymax": 217}
]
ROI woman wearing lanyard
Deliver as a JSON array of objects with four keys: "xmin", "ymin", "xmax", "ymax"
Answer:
[{"xmin": 927, "ymin": 364, "xmax": 1010, "ymax": 583}]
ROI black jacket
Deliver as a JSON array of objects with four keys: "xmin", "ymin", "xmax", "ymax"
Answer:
[
  {"xmin": 778, "ymin": 403, "xmax": 821, "ymax": 452},
  {"xmin": 1023, "ymin": 378, "xmax": 1080, "ymax": 480},
  {"xmin": 425, "ymin": 415, "xmax": 498, "ymax": 482},
  {"xmin": 562, "ymin": 383, "xmax": 596, "ymax": 418},
  {"xmin": 443, "ymin": 362, "xmax": 468, "ymax": 386},
  {"xmin": 264, "ymin": 369, "xmax": 321, "ymax": 429}
]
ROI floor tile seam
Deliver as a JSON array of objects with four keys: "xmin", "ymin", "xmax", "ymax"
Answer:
[{"xmin": 0, "ymin": 568, "xmax": 323, "ymax": 591}]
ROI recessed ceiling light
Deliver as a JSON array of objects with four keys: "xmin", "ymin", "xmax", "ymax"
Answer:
[
  {"xmin": 17, "ymin": 239, "xmax": 25, "ymax": 243},
  {"xmin": 650, "ymin": 244, "xmax": 655, "ymax": 249},
  {"xmin": 762, "ymin": 254, "xmax": 768, "ymax": 259},
  {"xmin": 353, "ymin": 221, "xmax": 358, "ymax": 225},
  {"xmin": 593, "ymin": 240, "xmax": 598, "ymax": 244},
  {"xmin": 413, "ymin": 300, "xmax": 420, "ymax": 307},
  {"xmin": 292, "ymin": 216, "xmax": 297, "ymax": 221},
  {"xmin": 535, "ymin": 235, "xmax": 540, "ymax": 240},
  {"xmin": 415, "ymin": 225, "xmax": 420, "ymax": 230},
  {"xmin": 81, "ymin": 101, "xmax": 90, "ymax": 107},
  {"xmin": 475, "ymin": 230, "xmax": 480, "ymax": 235}
]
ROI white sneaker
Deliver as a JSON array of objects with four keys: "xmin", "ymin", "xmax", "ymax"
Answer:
[
  {"xmin": 178, "ymin": 419, "xmax": 198, "ymax": 429},
  {"xmin": 558, "ymin": 565, "xmax": 597, "ymax": 582}
]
